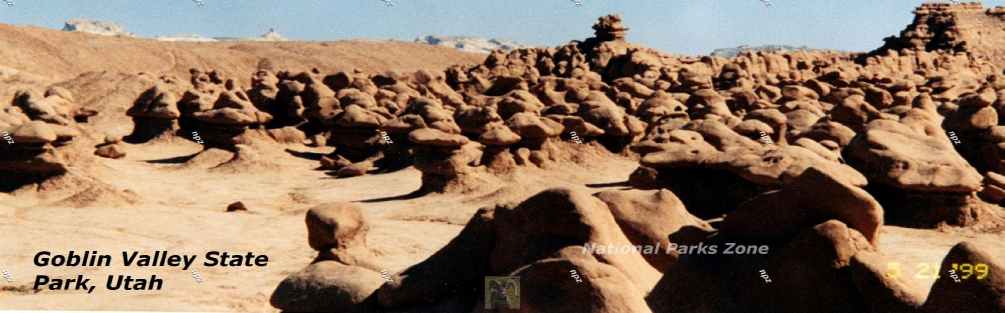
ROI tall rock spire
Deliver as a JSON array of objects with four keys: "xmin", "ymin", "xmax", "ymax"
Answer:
[{"xmin": 592, "ymin": 14, "xmax": 630, "ymax": 42}]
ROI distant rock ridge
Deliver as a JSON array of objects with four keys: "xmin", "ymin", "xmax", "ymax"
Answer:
[
  {"xmin": 153, "ymin": 34, "xmax": 218, "ymax": 42},
  {"xmin": 60, "ymin": 19, "xmax": 286, "ymax": 42},
  {"xmin": 414, "ymin": 35, "xmax": 533, "ymax": 54},
  {"xmin": 710, "ymin": 45, "xmax": 836, "ymax": 58},
  {"xmin": 61, "ymin": 19, "xmax": 505, "ymax": 48},
  {"xmin": 61, "ymin": 18, "xmax": 133, "ymax": 37},
  {"xmin": 154, "ymin": 29, "xmax": 288, "ymax": 42},
  {"xmin": 203, "ymin": 28, "xmax": 289, "ymax": 42}
]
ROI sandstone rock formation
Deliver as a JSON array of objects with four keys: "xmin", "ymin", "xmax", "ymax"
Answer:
[
  {"xmin": 270, "ymin": 260, "xmax": 383, "ymax": 313},
  {"xmin": 923, "ymin": 241, "xmax": 1005, "ymax": 313},
  {"xmin": 594, "ymin": 189, "xmax": 714, "ymax": 269},
  {"xmin": 270, "ymin": 203, "xmax": 383, "ymax": 312},
  {"xmin": 720, "ymin": 167, "xmax": 884, "ymax": 245},
  {"xmin": 494, "ymin": 251, "xmax": 654, "ymax": 313},
  {"xmin": 844, "ymin": 118, "xmax": 992, "ymax": 226},
  {"xmin": 125, "ymin": 77, "xmax": 184, "ymax": 142},
  {"xmin": 372, "ymin": 188, "xmax": 661, "ymax": 312},
  {"xmin": 93, "ymin": 143, "xmax": 126, "ymax": 159},
  {"xmin": 871, "ymin": 1, "xmax": 1005, "ymax": 69},
  {"xmin": 1, "ymin": 88, "xmax": 85, "ymax": 188},
  {"xmin": 646, "ymin": 220, "xmax": 908, "ymax": 313}
]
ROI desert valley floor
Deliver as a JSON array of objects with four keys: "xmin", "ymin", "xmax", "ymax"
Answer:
[
  {"xmin": 3, "ymin": 139, "xmax": 1003, "ymax": 311},
  {"xmin": 4, "ymin": 4, "xmax": 1005, "ymax": 313}
]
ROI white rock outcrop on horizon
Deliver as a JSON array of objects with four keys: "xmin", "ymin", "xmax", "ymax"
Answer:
[
  {"xmin": 415, "ymin": 35, "xmax": 531, "ymax": 53},
  {"xmin": 154, "ymin": 34, "xmax": 219, "ymax": 42},
  {"xmin": 62, "ymin": 19, "xmax": 133, "ymax": 37}
]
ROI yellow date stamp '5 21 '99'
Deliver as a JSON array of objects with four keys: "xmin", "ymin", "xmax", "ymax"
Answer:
[{"xmin": 885, "ymin": 262, "xmax": 989, "ymax": 281}]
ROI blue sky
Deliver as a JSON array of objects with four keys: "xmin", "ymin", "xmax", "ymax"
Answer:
[{"xmin": 1, "ymin": 0, "xmax": 1002, "ymax": 55}]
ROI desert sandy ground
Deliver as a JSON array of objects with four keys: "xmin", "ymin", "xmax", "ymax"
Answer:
[
  {"xmin": 0, "ymin": 23, "xmax": 485, "ymax": 103},
  {"xmin": 1, "ymin": 137, "xmax": 646, "ymax": 311},
  {"xmin": 2, "ymin": 138, "xmax": 1004, "ymax": 311}
]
